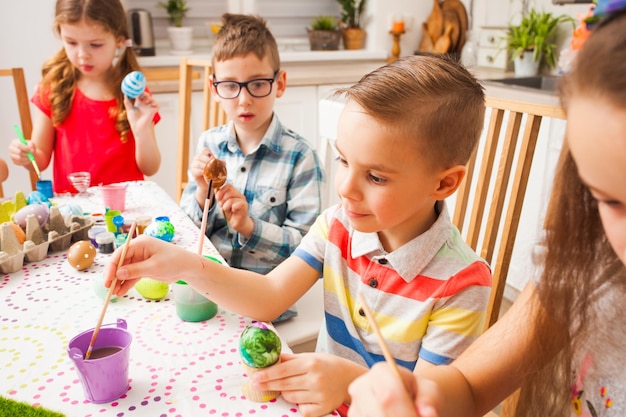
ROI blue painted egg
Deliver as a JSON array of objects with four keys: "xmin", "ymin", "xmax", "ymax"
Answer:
[
  {"xmin": 58, "ymin": 204, "xmax": 83, "ymax": 218},
  {"xmin": 121, "ymin": 71, "xmax": 146, "ymax": 98},
  {"xmin": 27, "ymin": 191, "xmax": 51, "ymax": 206},
  {"xmin": 144, "ymin": 216, "xmax": 175, "ymax": 242}
]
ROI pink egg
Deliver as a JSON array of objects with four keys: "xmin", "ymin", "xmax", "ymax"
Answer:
[
  {"xmin": 67, "ymin": 240, "xmax": 97, "ymax": 271},
  {"xmin": 13, "ymin": 204, "xmax": 49, "ymax": 227}
]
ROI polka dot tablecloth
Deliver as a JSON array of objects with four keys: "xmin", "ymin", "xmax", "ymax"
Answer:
[{"xmin": 0, "ymin": 181, "xmax": 323, "ymax": 417}]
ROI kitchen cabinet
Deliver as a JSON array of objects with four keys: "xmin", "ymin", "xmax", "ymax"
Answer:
[{"xmin": 274, "ymin": 85, "xmax": 318, "ymax": 149}]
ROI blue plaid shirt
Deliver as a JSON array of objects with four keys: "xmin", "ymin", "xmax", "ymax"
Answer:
[{"xmin": 180, "ymin": 113, "xmax": 325, "ymax": 274}]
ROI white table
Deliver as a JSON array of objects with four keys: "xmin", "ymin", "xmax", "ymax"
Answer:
[{"xmin": 0, "ymin": 181, "xmax": 330, "ymax": 417}]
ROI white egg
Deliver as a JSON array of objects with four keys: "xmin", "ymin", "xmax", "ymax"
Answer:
[{"xmin": 13, "ymin": 204, "xmax": 50, "ymax": 227}]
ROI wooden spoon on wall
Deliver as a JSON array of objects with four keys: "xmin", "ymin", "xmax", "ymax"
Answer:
[
  {"xmin": 418, "ymin": 22, "xmax": 435, "ymax": 53},
  {"xmin": 433, "ymin": 23, "xmax": 453, "ymax": 54},
  {"xmin": 425, "ymin": 0, "xmax": 444, "ymax": 45},
  {"xmin": 441, "ymin": 0, "xmax": 468, "ymax": 53}
]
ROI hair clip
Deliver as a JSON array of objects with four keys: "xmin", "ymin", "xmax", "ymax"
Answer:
[{"xmin": 125, "ymin": 39, "xmax": 133, "ymax": 47}]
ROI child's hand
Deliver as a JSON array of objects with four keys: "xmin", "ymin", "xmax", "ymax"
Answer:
[
  {"xmin": 348, "ymin": 362, "xmax": 439, "ymax": 417},
  {"xmin": 124, "ymin": 92, "xmax": 159, "ymax": 133},
  {"xmin": 103, "ymin": 235, "xmax": 195, "ymax": 297},
  {"xmin": 190, "ymin": 149, "xmax": 213, "ymax": 186},
  {"xmin": 190, "ymin": 148, "xmax": 214, "ymax": 206},
  {"xmin": 8, "ymin": 138, "xmax": 36, "ymax": 167},
  {"xmin": 251, "ymin": 353, "xmax": 363, "ymax": 417},
  {"xmin": 215, "ymin": 184, "xmax": 253, "ymax": 237}
]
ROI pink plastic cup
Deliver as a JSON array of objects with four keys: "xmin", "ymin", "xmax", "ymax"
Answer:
[
  {"xmin": 67, "ymin": 319, "xmax": 132, "ymax": 403},
  {"xmin": 101, "ymin": 184, "xmax": 127, "ymax": 212}
]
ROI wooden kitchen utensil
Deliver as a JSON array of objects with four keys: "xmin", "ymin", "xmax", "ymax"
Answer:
[
  {"xmin": 433, "ymin": 23, "xmax": 453, "ymax": 53},
  {"xmin": 425, "ymin": 0, "xmax": 444, "ymax": 43},
  {"xmin": 418, "ymin": 22, "xmax": 435, "ymax": 53},
  {"xmin": 441, "ymin": 0, "xmax": 468, "ymax": 53}
]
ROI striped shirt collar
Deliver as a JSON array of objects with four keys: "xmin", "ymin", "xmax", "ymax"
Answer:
[{"xmin": 349, "ymin": 200, "xmax": 452, "ymax": 282}]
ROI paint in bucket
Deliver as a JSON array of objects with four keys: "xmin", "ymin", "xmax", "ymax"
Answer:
[{"xmin": 67, "ymin": 318, "xmax": 132, "ymax": 403}]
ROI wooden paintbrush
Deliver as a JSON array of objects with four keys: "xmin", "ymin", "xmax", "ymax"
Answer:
[
  {"xmin": 357, "ymin": 292, "xmax": 404, "ymax": 383},
  {"xmin": 197, "ymin": 179, "xmax": 213, "ymax": 255},
  {"xmin": 85, "ymin": 222, "xmax": 136, "ymax": 360}
]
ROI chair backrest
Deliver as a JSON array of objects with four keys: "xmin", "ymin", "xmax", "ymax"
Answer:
[
  {"xmin": 453, "ymin": 96, "xmax": 566, "ymax": 332},
  {"xmin": 176, "ymin": 58, "xmax": 227, "ymax": 202},
  {"xmin": 0, "ymin": 67, "xmax": 38, "ymax": 194}
]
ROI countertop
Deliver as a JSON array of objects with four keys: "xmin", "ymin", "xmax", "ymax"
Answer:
[
  {"xmin": 140, "ymin": 48, "xmax": 389, "ymax": 93},
  {"xmin": 139, "ymin": 45, "xmax": 562, "ymax": 107}
]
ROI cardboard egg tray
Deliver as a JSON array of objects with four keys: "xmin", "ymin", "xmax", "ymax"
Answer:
[{"xmin": 0, "ymin": 206, "xmax": 94, "ymax": 274}]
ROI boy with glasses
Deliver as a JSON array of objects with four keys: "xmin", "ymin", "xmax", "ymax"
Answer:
[{"xmin": 180, "ymin": 14, "xmax": 325, "ymax": 322}]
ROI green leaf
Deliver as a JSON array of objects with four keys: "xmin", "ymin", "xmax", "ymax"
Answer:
[{"xmin": 504, "ymin": 8, "xmax": 575, "ymax": 68}]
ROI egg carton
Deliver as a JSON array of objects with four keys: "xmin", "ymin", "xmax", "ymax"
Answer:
[{"xmin": 0, "ymin": 206, "xmax": 95, "ymax": 274}]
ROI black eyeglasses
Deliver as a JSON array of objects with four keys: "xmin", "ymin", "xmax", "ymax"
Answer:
[{"xmin": 212, "ymin": 70, "xmax": 279, "ymax": 99}]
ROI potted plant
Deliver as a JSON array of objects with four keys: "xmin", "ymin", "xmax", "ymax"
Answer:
[
  {"xmin": 505, "ymin": 8, "xmax": 575, "ymax": 76},
  {"xmin": 158, "ymin": 0, "xmax": 193, "ymax": 53},
  {"xmin": 337, "ymin": 0, "xmax": 367, "ymax": 50},
  {"xmin": 307, "ymin": 15, "xmax": 341, "ymax": 51}
]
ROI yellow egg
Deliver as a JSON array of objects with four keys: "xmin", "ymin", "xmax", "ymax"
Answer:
[{"xmin": 67, "ymin": 240, "xmax": 97, "ymax": 271}]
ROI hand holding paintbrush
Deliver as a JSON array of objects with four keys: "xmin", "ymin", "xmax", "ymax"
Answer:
[
  {"xmin": 197, "ymin": 156, "xmax": 230, "ymax": 254},
  {"xmin": 13, "ymin": 124, "xmax": 41, "ymax": 180}
]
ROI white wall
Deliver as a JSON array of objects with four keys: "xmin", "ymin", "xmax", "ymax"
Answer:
[
  {"xmin": 1, "ymin": 2, "xmax": 59, "ymax": 197},
  {"xmin": 0, "ymin": 0, "xmax": 590, "ymax": 199}
]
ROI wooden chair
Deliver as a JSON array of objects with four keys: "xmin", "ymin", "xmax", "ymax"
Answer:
[
  {"xmin": 452, "ymin": 97, "xmax": 565, "ymax": 417},
  {"xmin": 452, "ymin": 96, "xmax": 565, "ymax": 333},
  {"xmin": 0, "ymin": 67, "xmax": 38, "ymax": 194},
  {"xmin": 176, "ymin": 58, "xmax": 227, "ymax": 203}
]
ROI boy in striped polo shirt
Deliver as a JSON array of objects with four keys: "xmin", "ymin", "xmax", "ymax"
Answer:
[{"xmin": 105, "ymin": 54, "xmax": 491, "ymax": 417}]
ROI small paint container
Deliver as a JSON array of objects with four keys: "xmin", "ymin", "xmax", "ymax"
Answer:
[
  {"xmin": 88, "ymin": 226, "xmax": 107, "ymax": 248},
  {"xmin": 135, "ymin": 215, "xmax": 152, "ymax": 235},
  {"xmin": 115, "ymin": 233, "xmax": 129, "ymax": 248},
  {"xmin": 172, "ymin": 281, "xmax": 218, "ymax": 322},
  {"xmin": 96, "ymin": 232, "xmax": 115, "ymax": 254},
  {"xmin": 36, "ymin": 180, "xmax": 54, "ymax": 199}
]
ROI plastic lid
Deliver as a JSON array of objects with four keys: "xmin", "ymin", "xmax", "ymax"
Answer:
[
  {"xmin": 88, "ymin": 226, "xmax": 106, "ymax": 237},
  {"xmin": 95, "ymin": 232, "xmax": 115, "ymax": 244},
  {"xmin": 175, "ymin": 280, "xmax": 188, "ymax": 285}
]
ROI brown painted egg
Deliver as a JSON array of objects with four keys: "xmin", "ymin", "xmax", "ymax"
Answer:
[
  {"xmin": 203, "ymin": 157, "xmax": 227, "ymax": 189},
  {"xmin": 67, "ymin": 240, "xmax": 97, "ymax": 271}
]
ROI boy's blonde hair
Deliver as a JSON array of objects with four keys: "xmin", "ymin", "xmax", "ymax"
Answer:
[
  {"xmin": 212, "ymin": 13, "xmax": 280, "ymax": 72},
  {"xmin": 44, "ymin": 0, "xmax": 140, "ymax": 142},
  {"xmin": 336, "ymin": 54, "xmax": 485, "ymax": 169}
]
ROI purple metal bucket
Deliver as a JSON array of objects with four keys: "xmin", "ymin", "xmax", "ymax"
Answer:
[{"xmin": 67, "ymin": 318, "xmax": 132, "ymax": 403}]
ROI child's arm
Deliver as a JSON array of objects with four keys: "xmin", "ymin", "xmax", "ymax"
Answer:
[
  {"xmin": 8, "ymin": 108, "xmax": 55, "ymax": 173},
  {"xmin": 104, "ymin": 234, "xmax": 319, "ymax": 322},
  {"xmin": 189, "ymin": 148, "xmax": 213, "ymax": 209},
  {"xmin": 124, "ymin": 93, "xmax": 161, "ymax": 176},
  {"xmin": 347, "ymin": 283, "xmax": 566, "ymax": 417}
]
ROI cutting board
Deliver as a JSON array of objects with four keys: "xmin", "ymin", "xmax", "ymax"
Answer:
[{"xmin": 418, "ymin": 0, "xmax": 468, "ymax": 55}]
